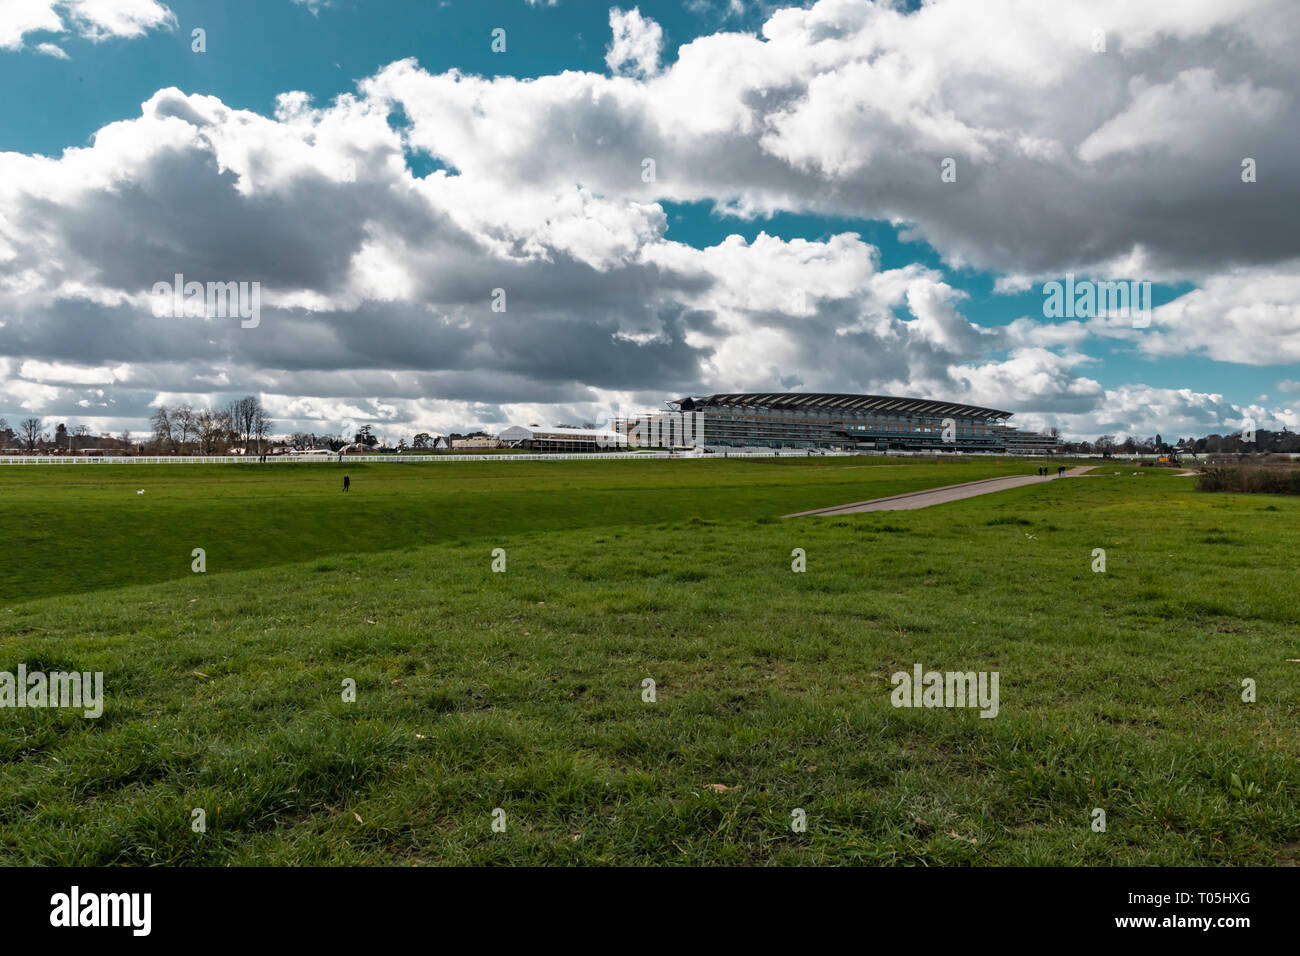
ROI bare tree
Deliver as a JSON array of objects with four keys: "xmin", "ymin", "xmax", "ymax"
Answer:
[
  {"xmin": 196, "ymin": 409, "xmax": 218, "ymax": 455},
  {"xmin": 173, "ymin": 403, "xmax": 196, "ymax": 453},
  {"xmin": 225, "ymin": 396, "xmax": 262, "ymax": 453},
  {"xmin": 252, "ymin": 405, "xmax": 272, "ymax": 455},
  {"xmin": 20, "ymin": 417, "xmax": 42, "ymax": 451},
  {"xmin": 216, "ymin": 408, "xmax": 233, "ymax": 452},
  {"xmin": 150, "ymin": 406, "xmax": 175, "ymax": 453},
  {"xmin": 195, "ymin": 406, "xmax": 234, "ymax": 455}
]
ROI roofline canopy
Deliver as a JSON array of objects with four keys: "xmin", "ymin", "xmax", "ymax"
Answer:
[{"xmin": 669, "ymin": 393, "xmax": 1014, "ymax": 420}]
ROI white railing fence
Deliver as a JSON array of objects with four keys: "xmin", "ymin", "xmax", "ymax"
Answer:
[{"xmin": 0, "ymin": 452, "xmax": 676, "ymax": 465}]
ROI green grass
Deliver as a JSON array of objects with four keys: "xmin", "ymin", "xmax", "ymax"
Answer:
[
  {"xmin": 0, "ymin": 456, "xmax": 1030, "ymax": 602},
  {"xmin": 1, "ymin": 459, "xmax": 1297, "ymax": 865}
]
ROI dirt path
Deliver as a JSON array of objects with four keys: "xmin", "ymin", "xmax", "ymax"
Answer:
[{"xmin": 785, "ymin": 466, "xmax": 1095, "ymax": 517}]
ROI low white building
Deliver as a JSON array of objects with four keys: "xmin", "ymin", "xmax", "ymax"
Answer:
[
  {"xmin": 498, "ymin": 425, "xmax": 627, "ymax": 452},
  {"xmin": 451, "ymin": 435, "xmax": 503, "ymax": 450}
]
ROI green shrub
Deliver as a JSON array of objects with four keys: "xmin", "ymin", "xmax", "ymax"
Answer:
[{"xmin": 1197, "ymin": 465, "xmax": 1300, "ymax": 495}]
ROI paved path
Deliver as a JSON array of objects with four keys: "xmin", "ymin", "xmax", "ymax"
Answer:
[{"xmin": 785, "ymin": 466, "xmax": 1095, "ymax": 518}]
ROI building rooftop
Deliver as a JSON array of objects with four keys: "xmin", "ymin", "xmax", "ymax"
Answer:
[{"xmin": 670, "ymin": 393, "xmax": 1014, "ymax": 420}]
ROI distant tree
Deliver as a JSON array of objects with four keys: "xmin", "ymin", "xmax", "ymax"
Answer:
[
  {"xmin": 253, "ymin": 405, "xmax": 272, "ymax": 455},
  {"xmin": 20, "ymin": 417, "xmax": 42, "ymax": 451},
  {"xmin": 55, "ymin": 423, "xmax": 69, "ymax": 450},
  {"xmin": 174, "ymin": 403, "xmax": 196, "ymax": 452},
  {"xmin": 150, "ymin": 406, "xmax": 175, "ymax": 453},
  {"xmin": 119, "ymin": 430, "xmax": 133, "ymax": 454},
  {"xmin": 226, "ymin": 396, "xmax": 259, "ymax": 452},
  {"xmin": 397, "ymin": 438, "xmax": 409, "ymax": 452},
  {"xmin": 412, "ymin": 432, "xmax": 432, "ymax": 449},
  {"xmin": 354, "ymin": 425, "xmax": 377, "ymax": 447},
  {"xmin": 217, "ymin": 409, "xmax": 235, "ymax": 451},
  {"xmin": 195, "ymin": 409, "xmax": 221, "ymax": 455}
]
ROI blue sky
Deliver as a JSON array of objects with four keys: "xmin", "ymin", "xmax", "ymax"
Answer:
[{"xmin": 0, "ymin": 0, "xmax": 1296, "ymax": 440}]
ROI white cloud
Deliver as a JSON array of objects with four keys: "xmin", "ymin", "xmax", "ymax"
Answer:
[
  {"xmin": 1130, "ymin": 266, "xmax": 1300, "ymax": 365},
  {"xmin": 606, "ymin": 7, "xmax": 663, "ymax": 78},
  {"xmin": 0, "ymin": 0, "xmax": 175, "ymax": 50},
  {"xmin": 366, "ymin": 0, "xmax": 1300, "ymax": 279},
  {"xmin": 62, "ymin": 0, "xmax": 175, "ymax": 42},
  {"xmin": 1077, "ymin": 69, "xmax": 1288, "ymax": 162}
]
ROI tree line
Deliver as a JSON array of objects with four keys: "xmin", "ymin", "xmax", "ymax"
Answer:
[
  {"xmin": 1055, "ymin": 429, "xmax": 1300, "ymax": 456},
  {"xmin": 147, "ymin": 397, "xmax": 274, "ymax": 454},
  {"xmin": 0, "ymin": 396, "xmax": 277, "ymax": 455}
]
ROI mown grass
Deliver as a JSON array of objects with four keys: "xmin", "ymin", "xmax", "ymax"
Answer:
[
  {"xmin": 0, "ymin": 461, "xmax": 1296, "ymax": 865},
  {"xmin": 0, "ymin": 457, "xmax": 1030, "ymax": 602}
]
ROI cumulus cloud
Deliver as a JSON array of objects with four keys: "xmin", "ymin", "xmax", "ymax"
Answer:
[
  {"xmin": 367, "ymin": 0, "xmax": 1300, "ymax": 278},
  {"xmin": 0, "ymin": 0, "xmax": 175, "ymax": 50},
  {"xmin": 3, "ymin": 0, "xmax": 1299, "ymax": 441},
  {"xmin": 1130, "ymin": 266, "xmax": 1300, "ymax": 365},
  {"xmin": 606, "ymin": 7, "xmax": 663, "ymax": 78}
]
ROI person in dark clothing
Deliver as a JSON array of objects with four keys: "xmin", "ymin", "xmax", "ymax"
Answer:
[{"xmin": 343, "ymin": 475, "xmax": 350, "ymax": 492}]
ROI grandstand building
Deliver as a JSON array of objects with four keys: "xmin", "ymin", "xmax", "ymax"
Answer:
[
  {"xmin": 1002, "ymin": 427, "xmax": 1064, "ymax": 456},
  {"xmin": 498, "ymin": 424, "xmax": 626, "ymax": 452},
  {"xmin": 663, "ymin": 393, "xmax": 1023, "ymax": 452}
]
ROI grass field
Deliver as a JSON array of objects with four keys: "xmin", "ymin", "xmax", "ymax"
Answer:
[{"xmin": 1, "ymin": 458, "xmax": 1297, "ymax": 865}]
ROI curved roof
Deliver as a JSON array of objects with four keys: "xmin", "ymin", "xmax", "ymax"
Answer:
[{"xmin": 670, "ymin": 392, "xmax": 1013, "ymax": 420}]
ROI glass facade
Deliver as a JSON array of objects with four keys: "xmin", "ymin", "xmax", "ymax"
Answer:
[{"xmin": 667, "ymin": 393, "xmax": 1017, "ymax": 451}]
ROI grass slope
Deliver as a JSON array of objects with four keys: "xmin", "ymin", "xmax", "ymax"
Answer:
[
  {"xmin": 0, "ymin": 457, "xmax": 1029, "ymax": 602},
  {"xmin": 1, "ymin": 462, "xmax": 1297, "ymax": 865}
]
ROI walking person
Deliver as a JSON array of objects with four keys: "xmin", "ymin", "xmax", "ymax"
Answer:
[{"xmin": 343, "ymin": 474, "xmax": 350, "ymax": 492}]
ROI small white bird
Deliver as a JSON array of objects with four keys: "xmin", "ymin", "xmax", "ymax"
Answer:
[{"xmin": 136, "ymin": 489, "xmax": 145, "ymax": 495}]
